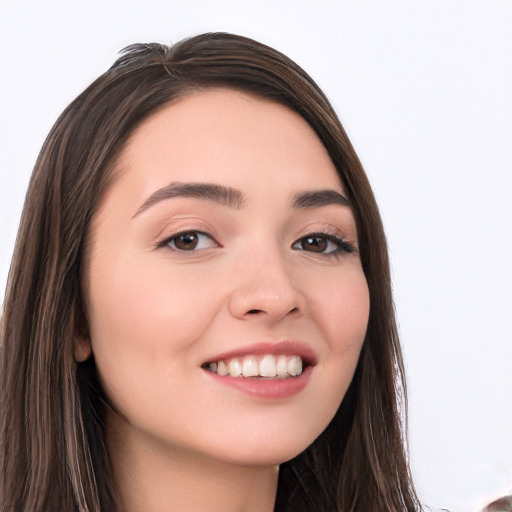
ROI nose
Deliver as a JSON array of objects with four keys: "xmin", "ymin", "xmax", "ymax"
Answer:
[{"xmin": 228, "ymin": 246, "xmax": 306, "ymax": 322}]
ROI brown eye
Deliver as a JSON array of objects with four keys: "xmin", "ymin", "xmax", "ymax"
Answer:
[
  {"xmin": 299, "ymin": 236, "xmax": 328, "ymax": 252},
  {"xmin": 174, "ymin": 232, "xmax": 199, "ymax": 250},
  {"xmin": 163, "ymin": 231, "xmax": 218, "ymax": 251},
  {"xmin": 292, "ymin": 233, "xmax": 354, "ymax": 255}
]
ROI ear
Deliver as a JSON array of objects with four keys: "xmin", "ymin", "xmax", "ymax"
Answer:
[
  {"xmin": 74, "ymin": 333, "xmax": 92, "ymax": 362},
  {"xmin": 74, "ymin": 295, "xmax": 92, "ymax": 362}
]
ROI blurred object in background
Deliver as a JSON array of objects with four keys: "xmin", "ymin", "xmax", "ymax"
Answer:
[{"xmin": 483, "ymin": 495, "xmax": 512, "ymax": 512}]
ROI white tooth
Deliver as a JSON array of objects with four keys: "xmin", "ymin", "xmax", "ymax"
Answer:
[
  {"xmin": 217, "ymin": 360, "xmax": 228, "ymax": 376},
  {"xmin": 228, "ymin": 358, "xmax": 242, "ymax": 377},
  {"xmin": 287, "ymin": 356, "xmax": 303, "ymax": 376},
  {"xmin": 209, "ymin": 362, "xmax": 218, "ymax": 373},
  {"xmin": 259, "ymin": 354, "xmax": 277, "ymax": 377},
  {"xmin": 276, "ymin": 355, "xmax": 288, "ymax": 377},
  {"xmin": 242, "ymin": 357, "xmax": 259, "ymax": 377}
]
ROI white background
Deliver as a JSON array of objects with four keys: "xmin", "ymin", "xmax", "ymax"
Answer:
[{"xmin": 0, "ymin": 1, "xmax": 511, "ymax": 511}]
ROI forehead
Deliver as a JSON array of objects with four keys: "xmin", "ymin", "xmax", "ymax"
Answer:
[{"xmin": 113, "ymin": 88, "xmax": 343, "ymax": 195}]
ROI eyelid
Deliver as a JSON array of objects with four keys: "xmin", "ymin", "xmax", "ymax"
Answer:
[
  {"xmin": 155, "ymin": 229, "xmax": 220, "ymax": 251},
  {"xmin": 291, "ymin": 219, "xmax": 359, "ymax": 256},
  {"xmin": 292, "ymin": 232, "xmax": 355, "ymax": 254}
]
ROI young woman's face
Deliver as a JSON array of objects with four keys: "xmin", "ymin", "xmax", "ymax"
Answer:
[{"xmin": 82, "ymin": 89, "xmax": 370, "ymax": 467}]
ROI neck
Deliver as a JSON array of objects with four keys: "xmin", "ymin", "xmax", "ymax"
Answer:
[{"xmin": 106, "ymin": 414, "xmax": 279, "ymax": 512}]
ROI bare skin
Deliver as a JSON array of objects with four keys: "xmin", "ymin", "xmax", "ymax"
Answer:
[
  {"xmin": 107, "ymin": 412, "xmax": 278, "ymax": 512},
  {"xmin": 78, "ymin": 89, "xmax": 369, "ymax": 511}
]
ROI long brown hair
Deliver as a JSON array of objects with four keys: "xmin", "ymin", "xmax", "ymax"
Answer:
[{"xmin": 1, "ymin": 33, "xmax": 421, "ymax": 511}]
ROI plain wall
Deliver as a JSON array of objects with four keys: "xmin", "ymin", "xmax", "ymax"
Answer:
[{"xmin": 1, "ymin": 1, "xmax": 511, "ymax": 511}]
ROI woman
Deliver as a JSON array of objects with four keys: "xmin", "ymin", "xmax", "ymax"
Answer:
[{"xmin": 0, "ymin": 33, "xmax": 421, "ymax": 511}]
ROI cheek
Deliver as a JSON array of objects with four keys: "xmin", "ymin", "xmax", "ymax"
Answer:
[
  {"xmin": 307, "ymin": 266, "xmax": 369, "ymax": 411},
  {"xmin": 85, "ymin": 256, "xmax": 224, "ymax": 419},
  {"xmin": 87, "ymin": 257, "xmax": 220, "ymax": 354},
  {"xmin": 84, "ymin": 256, "xmax": 227, "ymax": 414},
  {"xmin": 313, "ymin": 266, "xmax": 370, "ymax": 354}
]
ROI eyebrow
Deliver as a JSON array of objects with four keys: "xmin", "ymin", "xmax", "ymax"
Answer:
[
  {"xmin": 133, "ymin": 182, "xmax": 245, "ymax": 217},
  {"xmin": 133, "ymin": 182, "xmax": 351, "ymax": 218},
  {"xmin": 292, "ymin": 189, "xmax": 351, "ymax": 208}
]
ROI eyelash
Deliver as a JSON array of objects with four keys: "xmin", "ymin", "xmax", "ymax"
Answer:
[
  {"xmin": 155, "ymin": 231, "xmax": 218, "ymax": 252},
  {"xmin": 156, "ymin": 230, "xmax": 355, "ymax": 257},
  {"xmin": 291, "ymin": 232, "xmax": 355, "ymax": 257}
]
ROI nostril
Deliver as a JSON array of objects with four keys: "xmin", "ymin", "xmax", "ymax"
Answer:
[
  {"xmin": 230, "ymin": 288, "xmax": 305, "ymax": 320},
  {"xmin": 246, "ymin": 306, "xmax": 299, "ymax": 316}
]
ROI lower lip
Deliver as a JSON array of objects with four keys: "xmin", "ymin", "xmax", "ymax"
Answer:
[{"xmin": 203, "ymin": 366, "xmax": 313, "ymax": 399}]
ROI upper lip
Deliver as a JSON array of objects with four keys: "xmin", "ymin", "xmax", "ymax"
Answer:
[{"xmin": 202, "ymin": 340, "xmax": 318, "ymax": 366}]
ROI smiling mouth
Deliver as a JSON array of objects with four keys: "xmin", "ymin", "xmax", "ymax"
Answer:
[{"xmin": 201, "ymin": 354, "xmax": 308, "ymax": 379}]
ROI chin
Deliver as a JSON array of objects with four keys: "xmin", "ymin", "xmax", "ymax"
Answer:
[
  {"xmin": 203, "ymin": 425, "xmax": 325, "ymax": 469},
  {"xmin": 216, "ymin": 447, "xmax": 301, "ymax": 468}
]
